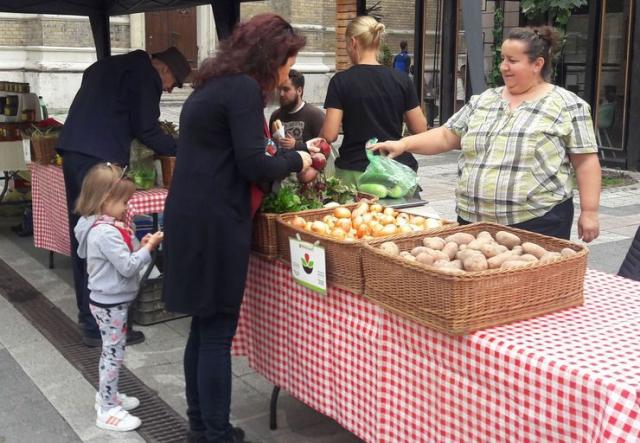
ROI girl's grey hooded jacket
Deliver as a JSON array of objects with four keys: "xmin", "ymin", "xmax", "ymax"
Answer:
[{"xmin": 75, "ymin": 215, "xmax": 151, "ymax": 305}]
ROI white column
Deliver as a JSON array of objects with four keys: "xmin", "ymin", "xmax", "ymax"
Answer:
[
  {"xmin": 196, "ymin": 5, "xmax": 217, "ymax": 63},
  {"xmin": 129, "ymin": 13, "xmax": 145, "ymax": 50}
]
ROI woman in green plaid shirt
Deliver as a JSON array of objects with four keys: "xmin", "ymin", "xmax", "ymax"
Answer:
[{"xmin": 372, "ymin": 26, "xmax": 601, "ymax": 242}]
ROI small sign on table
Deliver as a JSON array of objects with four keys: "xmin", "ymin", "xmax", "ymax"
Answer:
[{"xmin": 289, "ymin": 236, "xmax": 326, "ymax": 294}]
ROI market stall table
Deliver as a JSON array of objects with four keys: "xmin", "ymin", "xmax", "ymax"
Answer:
[
  {"xmin": 233, "ymin": 255, "xmax": 640, "ymax": 443},
  {"xmin": 28, "ymin": 163, "xmax": 167, "ymax": 259}
]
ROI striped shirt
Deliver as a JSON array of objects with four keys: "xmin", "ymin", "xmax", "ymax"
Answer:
[{"xmin": 445, "ymin": 85, "xmax": 598, "ymax": 225}]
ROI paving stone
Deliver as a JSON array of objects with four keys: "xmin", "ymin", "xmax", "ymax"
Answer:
[{"xmin": 0, "ymin": 349, "xmax": 81, "ymax": 443}]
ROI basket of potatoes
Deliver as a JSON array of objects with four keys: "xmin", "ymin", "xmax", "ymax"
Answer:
[
  {"xmin": 276, "ymin": 201, "xmax": 454, "ymax": 294},
  {"xmin": 361, "ymin": 222, "xmax": 588, "ymax": 335}
]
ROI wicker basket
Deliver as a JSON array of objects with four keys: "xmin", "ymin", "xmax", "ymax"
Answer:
[
  {"xmin": 31, "ymin": 135, "xmax": 57, "ymax": 165},
  {"xmin": 361, "ymin": 222, "xmax": 588, "ymax": 336},
  {"xmin": 277, "ymin": 207, "xmax": 454, "ymax": 294},
  {"xmin": 251, "ymin": 211, "xmax": 281, "ymax": 260},
  {"xmin": 251, "ymin": 193, "xmax": 378, "ymax": 261},
  {"xmin": 159, "ymin": 156, "xmax": 176, "ymax": 188}
]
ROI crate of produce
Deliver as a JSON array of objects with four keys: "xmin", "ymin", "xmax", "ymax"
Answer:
[
  {"xmin": 251, "ymin": 187, "xmax": 377, "ymax": 261},
  {"xmin": 361, "ymin": 222, "xmax": 588, "ymax": 336},
  {"xmin": 130, "ymin": 251, "xmax": 185, "ymax": 326},
  {"xmin": 277, "ymin": 201, "xmax": 453, "ymax": 294}
]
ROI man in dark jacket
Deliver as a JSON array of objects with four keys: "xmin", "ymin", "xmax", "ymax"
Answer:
[
  {"xmin": 58, "ymin": 46, "xmax": 190, "ymax": 347},
  {"xmin": 619, "ymin": 226, "xmax": 640, "ymax": 281}
]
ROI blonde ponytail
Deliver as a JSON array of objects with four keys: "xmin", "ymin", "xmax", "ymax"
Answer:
[{"xmin": 346, "ymin": 16, "xmax": 385, "ymax": 50}]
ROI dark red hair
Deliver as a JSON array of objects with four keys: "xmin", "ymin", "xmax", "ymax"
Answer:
[{"xmin": 193, "ymin": 13, "xmax": 306, "ymax": 103}]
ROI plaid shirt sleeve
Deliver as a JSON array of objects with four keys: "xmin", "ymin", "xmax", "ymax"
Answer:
[
  {"xmin": 444, "ymin": 94, "xmax": 478, "ymax": 137},
  {"xmin": 564, "ymin": 100, "xmax": 598, "ymax": 154}
]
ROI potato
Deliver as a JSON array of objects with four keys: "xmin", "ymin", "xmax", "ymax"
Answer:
[
  {"xmin": 511, "ymin": 245, "xmax": 524, "ymax": 256},
  {"xmin": 477, "ymin": 231, "xmax": 494, "ymax": 242},
  {"xmin": 411, "ymin": 246, "xmax": 430, "ymax": 257},
  {"xmin": 456, "ymin": 248, "xmax": 483, "ymax": 261},
  {"xmin": 522, "ymin": 242, "xmax": 548, "ymax": 259},
  {"xmin": 379, "ymin": 241, "xmax": 400, "ymax": 256},
  {"xmin": 540, "ymin": 252, "xmax": 562, "ymax": 264},
  {"xmin": 501, "ymin": 259, "xmax": 531, "ymax": 269},
  {"xmin": 444, "ymin": 232, "xmax": 475, "ymax": 245},
  {"xmin": 400, "ymin": 251, "xmax": 417, "ymax": 262},
  {"xmin": 561, "ymin": 248, "xmax": 578, "ymax": 258},
  {"xmin": 462, "ymin": 254, "xmax": 488, "ymax": 272},
  {"xmin": 480, "ymin": 243, "xmax": 508, "ymax": 258},
  {"xmin": 442, "ymin": 242, "xmax": 459, "ymax": 260},
  {"xmin": 433, "ymin": 259, "xmax": 452, "ymax": 268},
  {"xmin": 449, "ymin": 259, "xmax": 463, "ymax": 270},
  {"xmin": 487, "ymin": 251, "xmax": 516, "ymax": 269},
  {"xmin": 415, "ymin": 253, "xmax": 435, "ymax": 266},
  {"xmin": 425, "ymin": 248, "xmax": 450, "ymax": 261},
  {"xmin": 459, "ymin": 244, "xmax": 467, "ymax": 251},
  {"xmin": 518, "ymin": 254, "xmax": 539, "ymax": 262},
  {"xmin": 422, "ymin": 237, "xmax": 446, "ymax": 250},
  {"xmin": 467, "ymin": 237, "xmax": 493, "ymax": 251},
  {"xmin": 495, "ymin": 231, "xmax": 522, "ymax": 248}
]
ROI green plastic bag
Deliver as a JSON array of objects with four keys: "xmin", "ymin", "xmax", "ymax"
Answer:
[{"xmin": 356, "ymin": 138, "xmax": 418, "ymax": 199}]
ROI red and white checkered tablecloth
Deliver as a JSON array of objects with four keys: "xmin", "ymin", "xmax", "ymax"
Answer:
[
  {"xmin": 233, "ymin": 256, "xmax": 640, "ymax": 443},
  {"xmin": 28, "ymin": 163, "xmax": 168, "ymax": 256}
]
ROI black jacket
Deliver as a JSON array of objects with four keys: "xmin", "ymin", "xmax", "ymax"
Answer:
[
  {"xmin": 161, "ymin": 74, "xmax": 303, "ymax": 316},
  {"xmin": 58, "ymin": 50, "xmax": 176, "ymax": 164},
  {"xmin": 618, "ymin": 225, "xmax": 640, "ymax": 281}
]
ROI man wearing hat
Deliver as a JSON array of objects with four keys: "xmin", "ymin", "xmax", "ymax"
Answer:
[{"xmin": 58, "ymin": 46, "xmax": 190, "ymax": 347}]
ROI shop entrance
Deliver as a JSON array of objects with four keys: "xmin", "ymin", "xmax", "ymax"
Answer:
[{"xmin": 145, "ymin": 8, "xmax": 198, "ymax": 72}]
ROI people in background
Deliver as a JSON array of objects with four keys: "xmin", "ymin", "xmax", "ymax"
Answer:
[
  {"xmin": 161, "ymin": 14, "xmax": 311, "ymax": 443},
  {"xmin": 392, "ymin": 40, "xmax": 411, "ymax": 74},
  {"xmin": 269, "ymin": 69, "xmax": 325, "ymax": 151},
  {"xmin": 57, "ymin": 46, "xmax": 190, "ymax": 347},
  {"xmin": 372, "ymin": 26, "xmax": 601, "ymax": 242},
  {"xmin": 320, "ymin": 16, "xmax": 427, "ymax": 188}
]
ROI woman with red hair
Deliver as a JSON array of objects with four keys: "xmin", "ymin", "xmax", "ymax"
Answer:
[{"xmin": 162, "ymin": 14, "xmax": 310, "ymax": 443}]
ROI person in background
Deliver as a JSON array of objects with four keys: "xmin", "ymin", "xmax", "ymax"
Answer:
[
  {"xmin": 269, "ymin": 69, "xmax": 325, "ymax": 151},
  {"xmin": 320, "ymin": 16, "xmax": 427, "ymax": 188},
  {"xmin": 456, "ymin": 66, "xmax": 466, "ymax": 111},
  {"xmin": 161, "ymin": 14, "xmax": 311, "ymax": 443},
  {"xmin": 57, "ymin": 46, "xmax": 191, "ymax": 347},
  {"xmin": 372, "ymin": 26, "xmax": 601, "ymax": 242},
  {"xmin": 392, "ymin": 40, "xmax": 411, "ymax": 74},
  {"xmin": 74, "ymin": 163, "xmax": 164, "ymax": 432}
]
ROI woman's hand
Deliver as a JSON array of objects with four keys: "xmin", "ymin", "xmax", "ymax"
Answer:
[
  {"xmin": 578, "ymin": 210, "xmax": 599, "ymax": 243},
  {"xmin": 297, "ymin": 151, "xmax": 313, "ymax": 170},
  {"xmin": 369, "ymin": 139, "xmax": 408, "ymax": 159},
  {"xmin": 305, "ymin": 137, "xmax": 324, "ymax": 154}
]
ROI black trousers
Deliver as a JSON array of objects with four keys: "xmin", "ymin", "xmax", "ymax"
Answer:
[
  {"xmin": 184, "ymin": 312, "xmax": 239, "ymax": 443},
  {"xmin": 457, "ymin": 198, "xmax": 574, "ymax": 240},
  {"xmin": 60, "ymin": 150, "xmax": 103, "ymax": 337}
]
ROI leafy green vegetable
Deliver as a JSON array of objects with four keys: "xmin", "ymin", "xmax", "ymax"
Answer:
[{"xmin": 260, "ymin": 174, "xmax": 359, "ymax": 214}]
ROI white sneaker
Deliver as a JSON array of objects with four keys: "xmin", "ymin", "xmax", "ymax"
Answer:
[
  {"xmin": 94, "ymin": 392, "xmax": 140, "ymax": 411},
  {"xmin": 96, "ymin": 405, "xmax": 141, "ymax": 432}
]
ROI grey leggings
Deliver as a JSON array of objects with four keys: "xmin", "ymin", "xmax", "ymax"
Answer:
[{"xmin": 90, "ymin": 302, "xmax": 129, "ymax": 412}]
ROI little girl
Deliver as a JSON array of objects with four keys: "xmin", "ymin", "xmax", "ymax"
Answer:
[{"xmin": 74, "ymin": 163, "xmax": 163, "ymax": 432}]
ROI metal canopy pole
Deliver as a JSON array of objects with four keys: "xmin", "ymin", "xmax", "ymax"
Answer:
[
  {"xmin": 211, "ymin": 0, "xmax": 240, "ymax": 41},
  {"xmin": 626, "ymin": 0, "xmax": 640, "ymax": 170},
  {"xmin": 439, "ymin": 0, "xmax": 458, "ymax": 123},
  {"xmin": 89, "ymin": 12, "xmax": 111, "ymax": 59},
  {"xmin": 413, "ymin": 0, "xmax": 424, "ymax": 105}
]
